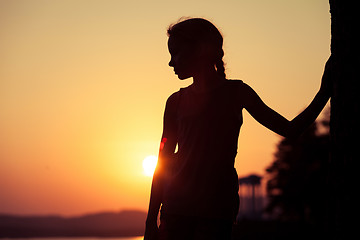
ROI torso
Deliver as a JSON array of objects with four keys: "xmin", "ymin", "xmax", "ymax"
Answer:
[{"xmin": 162, "ymin": 79, "xmax": 245, "ymax": 220}]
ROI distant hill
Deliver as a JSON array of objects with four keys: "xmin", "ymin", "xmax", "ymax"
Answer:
[{"xmin": 0, "ymin": 210, "xmax": 147, "ymax": 238}]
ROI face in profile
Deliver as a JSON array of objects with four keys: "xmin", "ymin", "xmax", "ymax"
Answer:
[{"xmin": 168, "ymin": 36, "xmax": 200, "ymax": 80}]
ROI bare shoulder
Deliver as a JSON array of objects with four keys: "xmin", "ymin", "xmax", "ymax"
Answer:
[
  {"xmin": 227, "ymin": 80, "xmax": 257, "ymax": 106},
  {"xmin": 227, "ymin": 79, "xmax": 252, "ymax": 92},
  {"xmin": 166, "ymin": 91, "xmax": 180, "ymax": 106},
  {"xmin": 164, "ymin": 91, "xmax": 180, "ymax": 115}
]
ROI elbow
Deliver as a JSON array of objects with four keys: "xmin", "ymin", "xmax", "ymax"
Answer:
[
  {"xmin": 283, "ymin": 131, "xmax": 301, "ymax": 140},
  {"xmin": 284, "ymin": 119, "xmax": 315, "ymax": 139},
  {"xmin": 282, "ymin": 122, "xmax": 302, "ymax": 139}
]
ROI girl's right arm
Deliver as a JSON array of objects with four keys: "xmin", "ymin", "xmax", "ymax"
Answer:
[{"xmin": 144, "ymin": 93, "xmax": 178, "ymax": 240}]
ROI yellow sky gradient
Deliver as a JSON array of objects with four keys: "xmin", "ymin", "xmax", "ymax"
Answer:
[{"xmin": 0, "ymin": 0, "xmax": 330, "ymax": 216}]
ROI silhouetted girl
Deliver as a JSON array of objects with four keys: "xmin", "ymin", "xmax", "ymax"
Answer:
[{"xmin": 145, "ymin": 18, "xmax": 331, "ymax": 240}]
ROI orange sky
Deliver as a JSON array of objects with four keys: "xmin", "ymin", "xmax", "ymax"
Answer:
[{"xmin": 0, "ymin": 0, "xmax": 330, "ymax": 216}]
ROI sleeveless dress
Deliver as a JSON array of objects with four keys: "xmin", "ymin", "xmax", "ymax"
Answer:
[{"xmin": 161, "ymin": 80, "xmax": 244, "ymax": 221}]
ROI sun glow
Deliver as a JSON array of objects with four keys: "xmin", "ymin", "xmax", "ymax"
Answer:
[{"xmin": 143, "ymin": 155, "xmax": 158, "ymax": 177}]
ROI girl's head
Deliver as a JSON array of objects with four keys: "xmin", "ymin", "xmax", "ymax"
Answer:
[{"xmin": 167, "ymin": 18, "xmax": 226, "ymax": 80}]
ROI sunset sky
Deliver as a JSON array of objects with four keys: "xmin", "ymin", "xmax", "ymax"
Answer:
[{"xmin": 0, "ymin": 0, "xmax": 330, "ymax": 216}]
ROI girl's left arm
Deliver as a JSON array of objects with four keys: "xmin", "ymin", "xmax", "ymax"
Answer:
[{"xmin": 242, "ymin": 57, "xmax": 332, "ymax": 138}]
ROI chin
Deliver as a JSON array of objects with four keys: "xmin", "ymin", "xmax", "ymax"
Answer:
[{"xmin": 177, "ymin": 73, "xmax": 192, "ymax": 80}]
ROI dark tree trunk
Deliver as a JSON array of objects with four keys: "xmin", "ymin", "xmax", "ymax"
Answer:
[{"xmin": 328, "ymin": 0, "xmax": 358, "ymax": 239}]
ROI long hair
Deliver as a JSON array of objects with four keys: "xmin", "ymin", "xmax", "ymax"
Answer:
[{"xmin": 167, "ymin": 18, "xmax": 226, "ymax": 79}]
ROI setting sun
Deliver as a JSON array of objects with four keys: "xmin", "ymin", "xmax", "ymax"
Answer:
[{"xmin": 143, "ymin": 155, "xmax": 158, "ymax": 177}]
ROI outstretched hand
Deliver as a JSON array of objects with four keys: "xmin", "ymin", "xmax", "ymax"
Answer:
[{"xmin": 320, "ymin": 55, "xmax": 334, "ymax": 98}]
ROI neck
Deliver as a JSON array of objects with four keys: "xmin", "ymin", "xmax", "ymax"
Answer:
[{"xmin": 191, "ymin": 67, "xmax": 225, "ymax": 93}]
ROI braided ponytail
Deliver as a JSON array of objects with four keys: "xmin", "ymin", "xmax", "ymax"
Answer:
[
  {"xmin": 215, "ymin": 59, "xmax": 226, "ymax": 79},
  {"xmin": 215, "ymin": 49, "xmax": 226, "ymax": 79}
]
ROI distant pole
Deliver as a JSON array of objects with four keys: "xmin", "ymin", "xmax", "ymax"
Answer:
[
  {"xmin": 328, "ymin": 0, "xmax": 358, "ymax": 239},
  {"xmin": 251, "ymin": 183, "xmax": 256, "ymax": 214}
]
